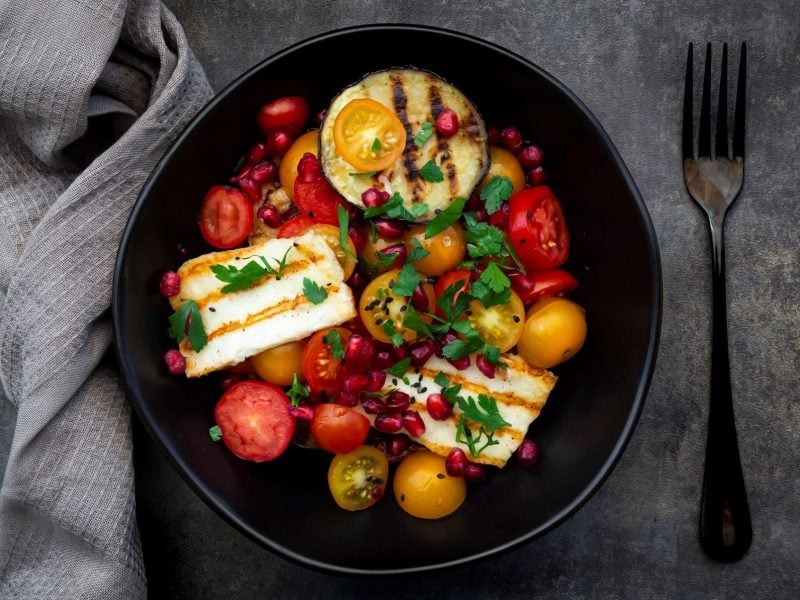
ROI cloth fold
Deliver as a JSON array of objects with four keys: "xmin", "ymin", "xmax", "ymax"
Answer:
[{"xmin": 0, "ymin": 1, "xmax": 213, "ymax": 597}]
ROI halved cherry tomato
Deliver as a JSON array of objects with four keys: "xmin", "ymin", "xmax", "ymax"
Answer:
[
  {"xmin": 213, "ymin": 381, "xmax": 295, "ymax": 462},
  {"xmin": 279, "ymin": 130, "xmax": 318, "ymax": 200},
  {"xmin": 198, "ymin": 186, "xmax": 254, "ymax": 249},
  {"xmin": 294, "ymin": 153, "xmax": 350, "ymax": 225},
  {"xmin": 257, "ymin": 96, "xmax": 309, "ymax": 136},
  {"xmin": 278, "ymin": 215, "xmax": 315, "ymax": 238},
  {"xmin": 508, "ymin": 186, "xmax": 570, "ymax": 271},
  {"xmin": 309, "ymin": 224, "xmax": 357, "ymax": 279},
  {"xmin": 251, "ymin": 341, "xmax": 305, "ymax": 387},
  {"xmin": 328, "ymin": 445, "xmax": 389, "ymax": 511},
  {"xmin": 480, "ymin": 146, "xmax": 525, "ymax": 196},
  {"xmin": 468, "ymin": 289, "xmax": 525, "ymax": 352},
  {"xmin": 359, "ymin": 270, "xmax": 435, "ymax": 343},
  {"xmin": 333, "ymin": 98, "xmax": 406, "ymax": 172},
  {"xmin": 403, "ymin": 223, "xmax": 466, "ymax": 277},
  {"xmin": 517, "ymin": 297, "xmax": 587, "ymax": 368},
  {"xmin": 302, "ymin": 327, "xmax": 351, "ymax": 393},
  {"xmin": 509, "ymin": 269, "xmax": 578, "ymax": 306},
  {"xmin": 311, "ymin": 404, "xmax": 370, "ymax": 455},
  {"xmin": 434, "ymin": 269, "xmax": 473, "ymax": 317}
]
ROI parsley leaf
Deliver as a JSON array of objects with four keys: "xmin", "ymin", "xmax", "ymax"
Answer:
[
  {"xmin": 502, "ymin": 237, "xmax": 527, "ymax": 273},
  {"xmin": 303, "ymin": 278, "xmax": 328, "ymax": 304},
  {"xmin": 479, "ymin": 262, "xmax": 510, "ymax": 293},
  {"xmin": 390, "ymin": 263, "xmax": 421, "ymax": 297},
  {"xmin": 363, "ymin": 192, "xmax": 427, "ymax": 222},
  {"xmin": 323, "ymin": 328, "xmax": 345, "ymax": 360},
  {"xmin": 211, "ymin": 247, "xmax": 293, "ymax": 293},
  {"xmin": 337, "ymin": 205, "xmax": 357, "ymax": 261},
  {"xmin": 464, "ymin": 222, "xmax": 505, "ymax": 258},
  {"xmin": 419, "ymin": 160, "xmax": 444, "ymax": 183},
  {"xmin": 402, "ymin": 305, "xmax": 434, "ymax": 339},
  {"xmin": 482, "ymin": 344, "xmax": 505, "ymax": 367},
  {"xmin": 167, "ymin": 300, "xmax": 207, "ymax": 352},
  {"xmin": 387, "ymin": 357, "xmax": 411, "ymax": 378},
  {"xmin": 480, "ymin": 175, "xmax": 513, "ymax": 214},
  {"xmin": 349, "ymin": 171, "xmax": 377, "ymax": 178},
  {"xmin": 414, "ymin": 121, "xmax": 434, "ymax": 148},
  {"xmin": 408, "ymin": 238, "xmax": 430, "ymax": 263},
  {"xmin": 442, "ymin": 333, "xmax": 484, "ymax": 361},
  {"xmin": 433, "ymin": 280, "xmax": 473, "ymax": 335},
  {"xmin": 457, "ymin": 394, "xmax": 511, "ymax": 432},
  {"xmin": 383, "ymin": 320, "xmax": 404, "ymax": 347},
  {"xmin": 372, "ymin": 137, "xmax": 382, "ymax": 152},
  {"xmin": 434, "ymin": 372, "xmax": 462, "ymax": 405},
  {"xmin": 287, "ymin": 373, "xmax": 309, "ymax": 407},
  {"xmin": 455, "ymin": 416, "xmax": 500, "ymax": 457},
  {"xmin": 209, "ymin": 425, "xmax": 222, "ymax": 442},
  {"xmin": 425, "ymin": 197, "xmax": 466, "ymax": 239}
]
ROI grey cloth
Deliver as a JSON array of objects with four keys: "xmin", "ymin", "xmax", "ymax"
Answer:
[{"xmin": 0, "ymin": 0, "xmax": 212, "ymax": 597}]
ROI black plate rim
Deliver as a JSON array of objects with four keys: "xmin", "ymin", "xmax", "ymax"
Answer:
[{"xmin": 112, "ymin": 23, "xmax": 662, "ymax": 576}]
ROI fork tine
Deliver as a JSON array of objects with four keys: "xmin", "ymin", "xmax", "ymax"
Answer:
[
  {"xmin": 682, "ymin": 43, "xmax": 694, "ymax": 159},
  {"xmin": 698, "ymin": 43, "xmax": 712, "ymax": 157},
  {"xmin": 715, "ymin": 43, "xmax": 729, "ymax": 158},
  {"xmin": 733, "ymin": 42, "xmax": 747, "ymax": 157}
]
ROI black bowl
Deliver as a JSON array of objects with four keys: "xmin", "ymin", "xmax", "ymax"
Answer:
[{"xmin": 113, "ymin": 24, "xmax": 661, "ymax": 574}]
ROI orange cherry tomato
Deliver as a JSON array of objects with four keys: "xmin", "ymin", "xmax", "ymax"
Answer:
[
  {"xmin": 333, "ymin": 99, "xmax": 406, "ymax": 172},
  {"xmin": 279, "ymin": 130, "xmax": 318, "ymax": 200},
  {"xmin": 302, "ymin": 327, "xmax": 351, "ymax": 393},
  {"xmin": 517, "ymin": 298, "xmax": 587, "ymax": 368},
  {"xmin": 358, "ymin": 270, "xmax": 435, "ymax": 343},
  {"xmin": 403, "ymin": 223, "xmax": 466, "ymax": 277},
  {"xmin": 480, "ymin": 146, "xmax": 525, "ymax": 196},
  {"xmin": 251, "ymin": 341, "xmax": 305, "ymax": 387}
]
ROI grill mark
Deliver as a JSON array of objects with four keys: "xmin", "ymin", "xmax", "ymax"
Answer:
[
  {"xmin": 428, "ymin": 80, "xmax": 445, "ymax": 120},
  {"xmin": 390, "ymin": 72, "xmax": 420, "ymax": 202},
  {"xmin": 446, "ymin": 163, "xmax": 458, "ymax": 194}
]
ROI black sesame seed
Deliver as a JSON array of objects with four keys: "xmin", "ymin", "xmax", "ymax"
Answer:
[
  {"xmin": 399, "ymin": 305, "xmax": 408, "ymax": 312},
  {"xmin": 400, "ymin": 494, "xmax": 405, "ymax": 502},
  {"xmin": 520, "ymin": 238, "xmax": 527, "ymax": 244},
  {"xmin": 513, "ymin": 314, "xmax": 521, "ymax": 323},
  {"xmin": 526, "ymin": 210, "xmax": 532, "ymax": 219},
  {"xmin": 375, "ymin": 318, "xmax": 383, "ymax": 325},
  {"xmin": 436, "ymin": 473, "xmax": 445, "ymax": 479},
  {"xmin": 208, "ymin": 307, "xmax": 216, "ymax": 312},
  {"xmin": 392, "ymin": 378, "xmax": 398, "ymax": 385},
  {"xmin": 308, "ymin": 211, "xmax": 315, "ymax": 218},
  {"xmin": 419, "ymin": 387, "xmax": 427, "ymax": 393},
  {"xmin": 385, "ymin": 297, "xmax": 394, "ymax": 303}
]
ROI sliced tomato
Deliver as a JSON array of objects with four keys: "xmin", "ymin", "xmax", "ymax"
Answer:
[
  {"xmin": 293, "ymin": 153, "xmax": 350, "ymax": 225},
  {"xmin": 468, "ymin": 289, "xmax": 526, "ymax": 352},
  {"xmin": 311, "ymin": 404, "xmax": 370, "ymax": 455},
  {"xmin": 509, "ymin": 269, "xmax": 578, "ymax": 306},
  {"xmin": 508, "ymin": 186, "xmax": 570, "ymax": 271},
  {"xmin": 198, "ymin": 186, "xmax": 254, "ymax": 249},
  {"xmin": 433, "ymin": 269, "xmax": 473, "ymax": 317},
  {"xmin": 333, "ymin": 98, "xmax": 406, "ymax": 172},
  {"xmin": 328, "ymin": 446, "xmax": 388, "ymax": 510},
  {"xmin": 358, "ymin": 270, "xmax": 435, "ymax": 343},
  {"xmin": 277, "ymin": 215, "xmax": 315, "ymax": 238},
  {"xmin": 213, "ymin": 381, "xmax": 295, "ymax": 462},
  {"xmin": 257, "ymin": 96, "xmax": 309, "ymax": 136},
  {"xmin": 302, "ymin": 327, "xmax": 351, "ymax": 393}
]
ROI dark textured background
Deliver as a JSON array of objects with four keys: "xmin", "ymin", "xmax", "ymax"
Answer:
[{"xmin": 2, "ymin": 0, "xmax": 799, "ymax": 598}]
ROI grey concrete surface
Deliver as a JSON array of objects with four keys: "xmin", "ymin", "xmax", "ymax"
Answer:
[{"xmin": 2, "ymin": 0, "xmax": 799, "ymax": 598}]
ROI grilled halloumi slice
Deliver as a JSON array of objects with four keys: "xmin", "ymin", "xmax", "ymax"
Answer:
[
  {"xmin": 320, "ymin": 69, "xmax": 489, "ymax": 222},
  {"xmin": 354, "ymin": 353, "xmax": 556, "ymax": 467},
  {"xmin": 169, "ymin": 230, "xmax": 356, "ymax": 377}
]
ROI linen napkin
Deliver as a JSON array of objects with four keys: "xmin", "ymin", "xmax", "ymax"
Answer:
[{"xmin": 0, "ymin": 0, "xmax": 212, "ymax": 597}]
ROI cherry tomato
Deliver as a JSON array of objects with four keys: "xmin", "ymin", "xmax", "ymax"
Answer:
[
  {"xmin": 257, "ymin": 96, "xmax": 309, "ymax": 136},
  {"xmin": 508, "ymin": 186, "xmax": 570, "ymax": 271},
  {"xmin": 517, "ymin": 298, "xmax": 587, "ymax": 368},
  {"xmin": 214, "ymin": 381, "xmax": 295, "ymax": 462},
  {"xmin": 309, "ymin": 224, "xmax": 357, "ymax": 279},
  {"xmin": 509, "ymin": 269, "xmax": 578, "ymax": 306},
  {"xmin": 358, "ymin": 231, "xmax": 395, "ymax": 274},
  {"xmin": 393, "ymin": 451, "xmax": 466, "ymax": 519},
  {"xmin": 279, "ymin": 130, "xmax": 318, "ymax": 200},
  {"xmin": 251, "ymin": 341, "xmax": 305, "ymax": 387},
  {"xmin": 198, "ymin": 186, "xmax": 254, "ymax": 249},
  {"xmin": 327, "ymin": 445, "xmax": 389, "ymax": 511},
  {"xmin": 333, "ymin": 98, "xmax": 406, "ymax": 172},
  {"xmin": 302, "ymin": 327, "xmax": 351, "ymax": 393},
  {"xmin": 311, "ymin": 403, "xmax": 370, "ymax": 455},
  {"xmin": 480, "ymin": 146, "xmax": 525, "ymax": 196},
  {"xmin": 359, "ymin": 270, "xmax": 435, "ymax": 343},
  {"xmin": 433, "ymin": 269, "xmax": 473, "ymax": 316},
  {"xmin": 468, "ymin": 289, "xmax": 525, "ymax": 352},
  {"xmin": 278, "ymin": 215, "xmax": 315, "ymax": 238},
  {"xmin": 403, "ymin": 223, "xmax": 466, "ymax": 277},
  {"xmin": 294, "ymin": 153, "xmax": 350, "ymax": 225}
]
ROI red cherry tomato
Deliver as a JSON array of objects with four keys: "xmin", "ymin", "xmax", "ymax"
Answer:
[
  {"xmin": 433, "ymin": 269, "xmax": 473, "ymax": 316},
  {"xmin": 311, "ymin": 403, "xmax": 370, "ymax": 455},
  {"xmin": 198, "ymin": 186, "xmax": 254, "ymax": 249},
  {"xmin": 302, "ymin": 327, "xmax": 351, "ymax": 394},
  {"xmin": 293, "ymin": 153, "xmax": 350, "ymax": 225},
  {"xmin": 509, "ymin": 269, "xmax": 578, "ymax": 306},
  {"xmin": 508, "ymin": 186, "xmax": 570, "ymax": 271},
  {"xmin": 213, "ymin": 381, "xmax": 295, "ymax": 462},
  {"xmin": 257, "ymin": 96, "xmax": 309, "ymax": 136},
  {"xmin": 277, "ymin": 215, "xmax": 315, "ymax": 238}
]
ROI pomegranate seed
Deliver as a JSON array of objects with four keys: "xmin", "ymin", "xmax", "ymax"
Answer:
[
  {"xmin": 361, "ymin": 188, "xmax": 386, "ymax": 208},
  {"xmin": 528, "ymin": 166, "xmax": 548, "ymax": 185},
  {"xmin": 348, "ymin": 223, "xmax": 368, "ymax": 253},
  {"xmin": 238, "ymin": 177, "xmax": 261, "ymax": 203},
  {"xmin": 500, "ymin": 127, "xmax": 523, "ymax": 153},
  {"xmin": 375, "ymin": 219, "xmax": 404, "ymax": 239},
  {"xmin": 487, "ymin": 202, "xmax": 509, "ymax": 230},
  {"xmin": 517, "ymin": 438, "xmax": 540, "ymax": 467},
  {"xmin": 408, "ymin": 340, "xmax": 435, "ymax": 367},
  {"xmin": 370, "ymin": 485, "xmax": 384, "ymax": 500},
  {"xmin": 410, "ymin": 284, "xmax": 430, "ymax": 312},
  {"xmin": 219, "ymin": 374, "xmax": 240, "ymax": 390},
  {"xmin": 297, "ymin": 152, "xmax": 319, "ymax": 179},
  {"xmin": 381, "ymin": 243, "xmax": 407, "ymax": 269},
  {"xmin": 446, "ymin": 448, "xmax": 468, "ymax": 477},
  {"xmin": 257, "ymin": 202, "xmax": 283, "ymax": 228},
  {"xmin": 391, "ymin": 344, "xmax": 408, "ymax": 361},
  {"xmin": 464, "ymin": 462, "xmax": 488, "ymax": 484},
  {"xmin": 487, "ymin": 126, "xmax": 501, "ymax": 146},
  {"xmin": 426, "ymin": 393, "xmax": 452, "ymax": 420},
  {"xmin": 476, "ymin": 355, "xmax": 496, "ymax": 379},
  {"xmin": 229, "ymin": 164, "xmax": 250, "ymax": 183},
  {"xmin": 385, "ymin": 391, "xmax": 410, "ymax": 414},
  {"xmin": 348, "ymin": 270, "xmax": 368, "ymax": 295},
  {"xmin": 517, "ymin": 144, "xmax": 544, "ymax": 168},
  {"xmin": 403, "ymin": 410, "xmax": 426, "ymax": 437},
  {"xmin": 164, "ymin": 349, "xmax": 185, "ymax": 375},
  {"xmin": 159, "ymin": 271, "xmax": 180, "ymax": 297},
  {"xmin": 344, "ymin": 373, "xmax": 369, "ymax": 393},
  {"xmin": 315, "ymin": 108, "xmax": 327, "ymax": 125},
  {"xmin": 265, "ymin": 129, "xmax": 292, "ymax": 157},
  {"xmin": 375, "ymin": 350, "xmax": 393, "ymax": 369},
  {"xmin": 336, "ymin": 391, "xmax": 359, "ymax": 407},
  {"xmin": 435, "ymin": 108, "xmax": 459, "ymax": 138},
  {"xmin": 361, "ymin": 397, "xmax": 385, "ymax": 415},
  {"xmin": 466, "ymin": 192, "xmax": 482, "ymax": 211},
  {"xmin": 375, "ymin": 413, "xmax": 404, "ymax": 433},
  {"xmin": 389, "ymin": 436, "xmax": 409, "ymax": 456},
  {"xmin": 435, "ymin": 333, "xmax": 458, "ymax": 358},
  {"xmin": 475, "ymin": 208, "xmax": 489, "ymax": 222},
  {"xmin": 344, "ymin": 334, "xmax": 376, "ymax": 372},
  {"xmin": 249, "ymin": 159, "xmax": 278, "ymax": 184},
  {"xmin": 289, "ymin": 405, "xmax": 314, "ymax": 420},
  {"xmin": 247, "ymin": 141, "xmax": 268, "ymax": 164},
  {"xmin": 447, "ymin": 356, "xmax": 471, "ymax": 370},
  {"xmin": 366, "ymin": 370, "xmax": 387, "ymax": 392}
]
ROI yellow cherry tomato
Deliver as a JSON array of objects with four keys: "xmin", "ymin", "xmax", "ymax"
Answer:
[
  {"xmin": 251, "ymin": 341, "xmax": 305, "ymax": 386},
  {"xmin": 403, "ymin": 223, "xmax": 466, "ymax": 277},
  {"xmin": 328, "ymin": 446, "xmax": 389, "ymax": 511},
  {"xmin": 358, "ymin": 270, "xmax": 435, "ymax": 343},
  {"xmin": 309, "ymin": 223, "xmax": 357, "ymax": 280},
  {"xmin": 358, "ymin": 230, "xmax": 395, "ymax": 274},
  {"xmin": 468, "ymin": 289, "xmax": 525, "ymax": 352},
  {"xmin": 393, "ymin": 451, "xmax": 466, "ymax": 519},
  {"xmin": 517, "ymin": 298, "xmax": 587, "ymax": 368},
  {"xmin": 333, "ymin": 99, "xmax": 406, "ymax": 172},
  {"xmin": 480, "ymin": 146, "xmax": 525, "ymax": 196},
  {"xmin": 279, "ymin": 130, "xmax": 318, "ymax": 200}
]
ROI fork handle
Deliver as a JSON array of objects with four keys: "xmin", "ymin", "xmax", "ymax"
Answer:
[{"xmin": 699, "ymin": 217, "xmax": 752, "ymax": 561}]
